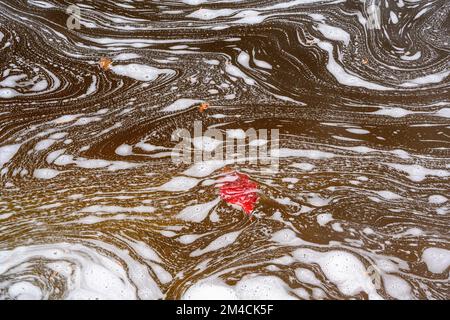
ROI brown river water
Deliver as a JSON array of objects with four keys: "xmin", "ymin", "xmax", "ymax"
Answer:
[{"xmin": 0, "ymin": 0, "xmax": 449, "ymax": 300}]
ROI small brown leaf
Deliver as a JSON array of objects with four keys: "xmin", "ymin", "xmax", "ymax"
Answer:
[
  {"xmin": 99, "ymin": 57, "xmax": 112, "ymax": 71},
  {"xmin": 199, "ymin": 102, "xmax": 209, "ymax": 113},
  {"xmin": 362, "ymin": 57, "xmax": 368, "ymax": 65}
]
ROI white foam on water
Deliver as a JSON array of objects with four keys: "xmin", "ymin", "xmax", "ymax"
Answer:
[
  {"xmin": 0, "ymin": 88, "xmax": 20, "ymax": 98},
  {"xmin": 49, "ymin": 132, "xmax": 68, "ymax": 140},
  {"xmin": 162, "ymin": 98, "xmax": 203, "ymax": 112},
  {"xmin": 233, "ymin": 275, "xmax": 296, "ymax": 299},
  {"xmin": 80, "ymin": 205, "xmax": 155, "ymax": 214},
  {"xmin": 52, "ymin": 114, "xmax": 82, "ymax": 124},
  {"xmin": 150, "ymin": 263, "xmax": 173, "ymax": 284},
  {"xmin": 271, "ymin": 148, "xmax": 335, "ymax": 159},
  {"xmin": 394, "ymin": 227, "xmax": 423, "ymax": 238},
  {"xmin": 155, "ymin": 176, "xmax": 199, "ymax": 192},
  {"xmin": 317, "ymin": 213, "xmax": 333, "ymax": 226},
  {"xmin": 271, "ymin": 229, "xmax": 305, "ymax": 246},
  {"xmin": 317, "ymin": 41, "xmax": 390, "ymax": 91},
  {"xmin": 346, "ymin": 128, "xmax": 370, "ymax": 134},
  {"xmin": 0, "ymin": 144, "xmax": 20, "ymax": 169},
  {"xmin": 28, "ymin": 0, "xmax": 55, "ymax": 8},
  {"xmin": 292, "ymin": 248, "xmax": 383, "ymax": 299},
  {"xmin": 234, "ymin": 10, "xmax": 265, "ymax": 25},
  {"xmin": 226, "ymin": 129, "xmax": 246, "ymax": 139},
  {"xmin": 182, "ymin": 275, "xmax": 296, "ymax": 300},
  {"xmin": 52, "ymin": 153, "xmax": 138, "ymax": 171},
  {"xmin": 35, "ymin": 139, "xmax": 56, "ymax": 151},
  {"xmin": 307, "ymin": 194, "xmax": 331, "ymax": 207},
  {"xmin": 180, "ymin": 0, "xmax": 210, "ymax": 5},
  {"xmin": 435, "ymin": 108, "xmax": 450, "ymax": 118},
  {"xmin": 290, "ymin": 162, "xmax": 315, "ymax": 171},
  {"xmin": 400, "ymin": 51, "xmax": 421, "ymax": 61},
  {"xmin": 188, "ymin": 8, "xmax": 235, "ymax": 20},
  {"xmin": 373, "ymin": 107, "xmax": 414, "ymax": 117},
  {"xmin": 267, "ymin": 0, "xmax": 343, "ymax": 9},
  {"xmin": 422, "ymin": 248, "xmax": 450, "ymax": 274},
  {"xmin": 282, "ymin": 177, "xmax": 299, "ymax": 183},
  {"xmin": 225, "ymin": 64, "xmax": 255, "ymax": 85},
  {"xmin": 178, "ymin": 234, "xmax": 203, "ymax": 244},
  {"xmin": 391, "ymin": 149, "xmax": 411, "ymax": 159},
  {"xmin": 0, "ymin": 242, "xmax": 162, "ymax": 300},
  {"xmin": 428, "ymin": 195, "xmax": 447, "ymax": 204},
  {"xmin": 400, "ymin": 70, "xmax": 450, "ymax": 87},
  {"xmin": 115, "ymin": 144, "xmax": 133, "ymax": 156},
  {"xmin": 177, "ymin": 198, "xmax": 220, "ymax": 222},
  {"xmin": 73, "ymin": 116, "xmax": 102, "ymax": 126},
  {"xmin": 253, "ymin": 57, "xmax": 272, "ymax": 69},
  {"xmin": 383, "ymin": 274, "xmax": 412, "ymax": 300},
  {"xmin": 295, "ymin": 268, "xmax": 321, "ymax": 286},
  {"xmin": 316, "ymin": 24, "xmax": 350, "ymax": 45},
  {"xmin": 114, "ymin": 53, "xmax": 140, "ymax": 60},
  {"xmin": 192, "ymin": 136, "xmax": 223, "ymax": 152},
  {"xmin": 33, "ymin": 168, "xmax": 60, "ymax": 179},
  {"xmin": 76, "ymin": 159, "xmax": 112, "ymax": 169},
  {"xmin": 386, "ymin": 163, "xmax": 449, "ymax": 182},
  {"xmin": 436, "ymin": 207, "xmax": 449, "ymax": 215},
  {"xmin": 331, "ymin": 222, "xmax": 344, "ymax": 232},
  {"xmin": 375, "ymin": 190, "xmax": 402, "ymax": 200},
  {"xmin": 124, "ymin": 239, "xmax": 162, "ymax": 263},
  {"xmin": 182, "ymin": 279, "xmax": 238, "ymax": 300},
  {"xmin": 111, "ymin": 64, "xmax": 170, "ymax": 82},
  {"xmin": 8, "ymin": 282, "xmax": 43, "ymax": 300},
  {"xmin": 389, "ymin": 11, "xmax": 399, "ymax": 24},
  {"xmin": 184, "ymin": 160, "xmax": 227, "ymax": 177},
  {"xmin": 191, "ymin": 231, "xmax": 241, "ymax": 257}
]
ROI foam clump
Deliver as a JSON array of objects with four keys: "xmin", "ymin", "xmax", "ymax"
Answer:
[
  {"xmin": 422, "ymin": 248, "xmax": 450, "ymax": 274},
  {"xmin": 183, "ymin": 275, "xmax": 296, "ymax": 300},
  {"xmin": 292, "ymin": 248, "xmax": 383, "ymax": 299},
  {"xmin": 111, "ymin": 64, "xmax": 170, "ymax": 82},
  {"xmin": 0, "ymin": 242, "xmax": 162, "ymax": 300}
]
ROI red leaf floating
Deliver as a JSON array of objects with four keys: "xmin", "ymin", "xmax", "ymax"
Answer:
[{"xmin": 219, "ymin": 172, "xmax": 259, "ymax": 215}]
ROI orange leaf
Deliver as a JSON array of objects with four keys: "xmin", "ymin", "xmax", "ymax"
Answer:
[
  {"xmin": 199, "ymin": 102, "xmax": 209, "ymax": 113},
  {"xmin": 99, "ymin": 57, "xmax": 112, "ymax": 71}
]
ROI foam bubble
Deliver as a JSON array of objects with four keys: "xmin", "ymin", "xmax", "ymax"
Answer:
[
  {"xmin": 386, "ymin": 163, "xmax": 449, "ymax": 182},
  {"xmin": 317, "ymin": 213, "xmax": 333, "ymax": 226},
  {"xmin": 316, "ymin": 24, "xmax": 350, "ymax": 45},
  {"xmin": 183, "ymin": 275, "xmax": 296, "ymax": 300},
  {"xmin": 0, "ymin": 144, "xmax": 21, "ymax": 169},
  {"xmin": 428, "ymin": 195, "xmax": 447, "ymax": 204},
  {"xmin": 33, "ymin": 168, "xmax": 60, "ymax": 179},
  {"xmin": 177, "ymin": 198, "xmax": 220, "ymax": 222},
  {"xmin": 422, "ymin": 248, "xmax": 450, "ymax": 274},
  {"xmin": 292, "ymin": 248, "xmax": 383, "ymax": 299},
  {"xmin": 162, "ymin": 98, "xmax": 203, "ymax": 112},
  {"xmin": 155, "ymin": 176, "xmax": 199, "ymax": 192},
  {"xmin": 191, "ymin": 231, "xmax": 241, "ymax": 256},
  {"xmin": 111, "ymin": 64, "xmax": 170, "ymax": 82},
  {"xmin": 8, "ymin": 282, "xmax": 43, "ymax": 300},
  {"xmin": 0, "ymin": 242, "xmax": 162, "ymax": 300}
]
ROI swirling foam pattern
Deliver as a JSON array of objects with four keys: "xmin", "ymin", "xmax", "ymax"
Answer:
[{"xmin": 0, "ymin": 0, "xmax": 449, "ymax": 300}]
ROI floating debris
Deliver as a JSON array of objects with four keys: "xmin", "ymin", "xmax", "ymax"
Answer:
[
  {"xmin": 99, "ymin": 57, "xmax": 112, "ymax": 71},
  {"xmin": 219, "ymin": 171, "xmax": 259, "ymax": 215},
  {"xmin": 199, "ymin": 102, "xmax": 209, "ymax": 113}
]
